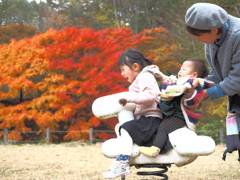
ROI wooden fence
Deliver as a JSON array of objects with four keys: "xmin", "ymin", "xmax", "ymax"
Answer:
[
  {"xmin": 1, "ymin": 128, "xmax": 115, "ymax": 145},
  {"xmin": 1, "ymin": 128, "xmax": 225, "ymax": 145}
]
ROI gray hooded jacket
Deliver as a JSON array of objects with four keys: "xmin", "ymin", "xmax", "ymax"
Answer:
[{"xmin": 205, "ymin": 15, "xmax": 240, "ymax": 113}]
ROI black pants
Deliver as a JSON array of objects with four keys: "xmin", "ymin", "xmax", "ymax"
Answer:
[
  {"xmin": 153, "ymin": 116, "xmax": 186, "ymax": 149},
  {"xmin": 121, "ymin": 115, "xmax": 162, "ymax": 146}
]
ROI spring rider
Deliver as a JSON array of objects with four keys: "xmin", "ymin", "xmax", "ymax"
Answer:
[{"xmin": 92, "ymin": 92, "xmax": 215, "ymax": 179}]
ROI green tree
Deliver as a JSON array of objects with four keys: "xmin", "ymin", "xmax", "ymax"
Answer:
[{"xmin": 0, "ymin": 0, "xmax": 36, "ymax": 25}]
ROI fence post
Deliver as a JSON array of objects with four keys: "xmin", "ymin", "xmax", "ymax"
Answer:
[
  {"xmin": 4, "ymin": 128, "xmax": 8, "ymax": 145},
  {"xmin": 220, "ymin": 127, "xmax": 224, "ymax": 144},
  {"xmin": 89, "ymin": 127, "xmax": 93, "ymax": 144},
  {"xmin": 46, "ymin": 128, "xmax": 50, "ymax": 144}
]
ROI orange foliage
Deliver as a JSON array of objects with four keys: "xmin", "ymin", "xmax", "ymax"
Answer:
[
  {"xmin": 141, "ymin": 28, "xmax": 181, "ymax": 75},
  {"xmin": 0, "ymin": 27, "xmax": 178, "ymax": 142}
]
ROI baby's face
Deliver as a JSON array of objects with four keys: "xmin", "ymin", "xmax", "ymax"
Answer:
[{"xmin": 178, "ymin": 61, "xmax": 196, "ymax": 78}]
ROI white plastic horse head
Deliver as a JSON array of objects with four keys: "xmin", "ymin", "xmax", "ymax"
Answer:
[{"xmin": 92, "ymin": 92, "xmax": 215, "ymax": 170}]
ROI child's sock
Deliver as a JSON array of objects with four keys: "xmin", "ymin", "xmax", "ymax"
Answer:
[
  {"xmin": 139, "ymin": 146, "xmax": 160, "ymax": 158},
  {"xmin": 117, "ymin": 154, "xmax": 130, "ymax": 162}
]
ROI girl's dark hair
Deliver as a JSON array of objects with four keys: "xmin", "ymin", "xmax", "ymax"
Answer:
[
  {"xmin": 186, "ymin": 58, "xmax": 208, "ymax": 78},
  {"xmin": 118, "ymin": 49, "xmax": 153, "ymax": 70},
  {"xmin": 186, "ymin": 25, "xmax": 223, "ymax": 36}
]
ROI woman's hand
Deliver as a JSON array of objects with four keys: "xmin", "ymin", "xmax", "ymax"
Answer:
[
  {"xmin": 202, "ymin": 89, "xmax": 209, "ymax": 101},
  {"xmin": 187, "ymin": 79, "xmax": 200, "ymax": 93}
]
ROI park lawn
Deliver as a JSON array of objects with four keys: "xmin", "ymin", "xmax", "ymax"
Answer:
[{"xmin": 0, "ymin": 143, "xmax": 239, "ymax": 180}]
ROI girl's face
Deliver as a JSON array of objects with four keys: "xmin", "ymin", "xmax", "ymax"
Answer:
[
  {"xmin": 178, "ymin": 61, "xmax": 197, "ymax": 78},
  {"xmin": 120, "ymin": 64, "xmax": 140, "ymax": 83},
  {"xmin": 195, "ymin": 29, "xmax": 221, "ymax": 44}
]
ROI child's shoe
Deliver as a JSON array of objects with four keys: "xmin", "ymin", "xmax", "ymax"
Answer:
[
  {"xmin": 102, "ymin": 160, "xmax": 131, "ymax": 179},
  {"xmin": 139, "ymin": 146, "xmax": 160, "ymax": 158}
]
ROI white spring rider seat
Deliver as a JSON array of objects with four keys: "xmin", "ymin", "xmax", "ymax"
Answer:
[{"xmin": 92, "ymin": 92, "xmax": 215, "ymax": 179}]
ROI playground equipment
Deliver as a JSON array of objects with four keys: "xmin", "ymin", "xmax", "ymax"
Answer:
[{"xmin": 92, "ymin": 92, "xmax": 216, "ymax": 179}]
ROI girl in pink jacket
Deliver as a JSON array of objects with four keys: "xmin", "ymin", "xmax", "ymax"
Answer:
[{"xmin": 102, "ymin": 49, "xmax": 163, "ymax": 179}]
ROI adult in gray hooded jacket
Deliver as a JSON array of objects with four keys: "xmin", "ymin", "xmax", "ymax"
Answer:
[{"xmin": 185, "ymin": 2, "xmax": 240, "ymax": 161}]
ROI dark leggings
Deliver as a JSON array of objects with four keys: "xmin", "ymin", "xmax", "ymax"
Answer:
[{"xmin": 153, "ymin": 116, "xmax": 186, "ymax": 149}]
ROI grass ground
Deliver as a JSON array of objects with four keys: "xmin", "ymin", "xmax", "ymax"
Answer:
[{"xmin": 0, "ymin": 143, "xmax": 239, "ymax": 180}]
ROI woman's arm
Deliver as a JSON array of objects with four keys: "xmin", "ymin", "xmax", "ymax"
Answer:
[{"xmin": 183, "ymin": 79, "xmax": 214, "ymax": 109}]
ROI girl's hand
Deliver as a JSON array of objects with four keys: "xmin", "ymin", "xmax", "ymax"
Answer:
[
  {"xmin": 119, "ymin": 98, "xmax": 127, "ymax": 106},
  {"xmin": 148, "ymin": 65, "xmax": 161, "ymax": 76},
  {"xmin": 148, "ymin": 65, "xmax": 166, "ymax": 80}
]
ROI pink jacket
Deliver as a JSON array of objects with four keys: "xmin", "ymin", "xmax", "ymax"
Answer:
[{"xmin": 127, "ymin": 72, "xmax": 162, "ymax": 119}]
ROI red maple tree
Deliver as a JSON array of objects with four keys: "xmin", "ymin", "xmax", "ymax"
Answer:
[{"xmin": 0, "ymin": 27, "xmax": 177, "ymax": 142}]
